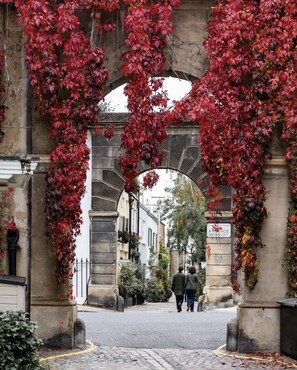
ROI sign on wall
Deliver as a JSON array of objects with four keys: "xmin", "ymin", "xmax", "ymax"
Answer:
[{"xmin": 207, "ymin": 223, "xmax": 231, "ymax": 238}]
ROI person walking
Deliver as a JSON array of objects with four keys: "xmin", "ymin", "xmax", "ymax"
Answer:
[
  {"xmin": 185, "ymin": 266, "xmax": 198, "ymax": 312},
  {"xmin": 171, "ymin": 266, "xmax": 186, "ymax": 312}
]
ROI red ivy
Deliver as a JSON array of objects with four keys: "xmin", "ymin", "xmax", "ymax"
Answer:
[
  {"xmin": 13, "ymin": 0, "xmax": 117, "ymax": 285},
  {"xmin": 169, "ymin": 0, "xmax": 297, "ymax": 294},
  {"xmin": 119, "ymin": 0, "xmax": 180, "ymax": 192}
]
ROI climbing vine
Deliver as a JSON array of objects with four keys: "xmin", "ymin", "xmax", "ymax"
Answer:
[
  {"xmin": 10, "ymin": 0, "xmax": 118, "ymax": 284},
  {"xmin": 203, "ymin": 0, "xmax": 296, "ymax": 294},
  {"xmin": 119, "ymin": 0, "xmax": 180, "ymax": 192},
  {"xmin": 169, "ymin": 0, "xmax": 297, "ymax": 294}
]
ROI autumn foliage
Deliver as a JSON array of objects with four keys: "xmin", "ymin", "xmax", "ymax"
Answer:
[
  {"xmin": 170, "ymin": 0, "xmax": 297, "ymax": 293},
  {"xmin": 0, "ymin": 0, "xmax": 296, "ymax": 296},
  {"xmin": 119, "ymin": 0, "xmax": 180, "ymax": 192},
  {"xmin": 11, "ymin": 0, "xmax": 115, "ymax": 283}
]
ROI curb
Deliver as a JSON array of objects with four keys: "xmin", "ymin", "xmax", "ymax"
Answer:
[
  {"xmin": 213, "ymin": 344, "xmax": 297, "ymax": 368},
  {"xmin": 40, "ymin": 340, "xmax": 97, "ymax": 364}
]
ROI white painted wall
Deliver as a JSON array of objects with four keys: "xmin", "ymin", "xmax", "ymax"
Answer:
[
  {"xmin": 73, "ymin": 132, "xmax": 92, "ymax": 303},
  {"xmin": 75, "ymin": 132, "xmax": 92, "ymax": 260},
  {"xmin": 139, "ymin": 204, "xmax": 159, "ymax": 278}
]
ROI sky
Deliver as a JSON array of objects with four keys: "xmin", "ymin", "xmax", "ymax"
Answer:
[
  {"xmin": 139, "ymin": 168, "xmax": 175, "ymax": 209},
  {"xmin": 105, "ymin": 77, "xmax": 191, "ymax": 209},
  {"xmin": 104, "ymin": 77, "xmax": 191, "ymax": 112}
]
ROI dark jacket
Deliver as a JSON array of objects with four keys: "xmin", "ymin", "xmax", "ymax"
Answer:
[
  {"xmin": 185, "ymin": 272, "xmax": 198, "ymax": 291},
  {"xmin": 172, "ymin": 272, "xmax": 186, "ymax": 296}
]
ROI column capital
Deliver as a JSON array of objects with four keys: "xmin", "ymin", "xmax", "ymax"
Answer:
[
  {"xmin": 89, "ymin": 211, "xmax": 119, "ymax": 218},
  {"xmin": 205, "ymin": 211, "xmax": 233, "ymax": 220},
  {"xmin": 264, "ymin": 157, "xmax": 286, "ymax": 168}
]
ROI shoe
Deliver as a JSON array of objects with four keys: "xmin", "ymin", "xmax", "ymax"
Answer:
[{"xmin": 187, "ymin": 306, "xmax": 189, "ymax": 311}]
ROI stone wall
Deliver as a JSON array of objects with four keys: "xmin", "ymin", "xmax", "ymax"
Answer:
[{"xmin": 0, "ymin": 6, "xmax": 31, "ymax": 312}]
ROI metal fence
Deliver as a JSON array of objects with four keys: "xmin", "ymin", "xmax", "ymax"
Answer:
[{"xmin": 72, "ymin": 258, "xmax": 91, "ymax": 304}]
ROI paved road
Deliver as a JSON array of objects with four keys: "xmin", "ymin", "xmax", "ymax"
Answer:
[
  {"xmin": 78, "ymin": 299, "xmax": 236, "ymax": 349},
  {"xmin": 41, "ymin": 299, "xmax": 297, "ymax": 370}
]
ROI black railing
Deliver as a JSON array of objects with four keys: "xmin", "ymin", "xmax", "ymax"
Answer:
[{"xmin": 73, "ymin": 258, "xmax": 91, "ymax": 304}]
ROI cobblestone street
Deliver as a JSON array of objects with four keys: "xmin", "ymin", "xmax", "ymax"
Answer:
[{"xmin": 41, "ymin": 343, "xmax": 297, "ymax": 370}]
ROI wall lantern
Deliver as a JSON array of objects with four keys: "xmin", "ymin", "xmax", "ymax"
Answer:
[{"xmin": 7, "ymin": 225, "xmax": 19, "ymax": 276}]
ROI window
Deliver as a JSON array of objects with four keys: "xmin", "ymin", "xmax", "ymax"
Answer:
[
  {"xmin": 148, "ymin": 228, "xmax": 152, "ymax": 247},
  {"xmin": 125, "ymin": 217, "xmax": 129, "ymax": 232},
  {"xmin": 141, "ymin": 220, "xmax": 145, "ymax": 239},
  {"xmin": 118, "ymin": 216, "xmax": 125, "ymax": 232},
  {"xmin": 153, "ymin": 232, "xmax": 157, "ymax": 247}
]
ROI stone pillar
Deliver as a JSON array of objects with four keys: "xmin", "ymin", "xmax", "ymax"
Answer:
[
  {"xmin": 205, "ymin": 237, "xmax": 233, "ymax": 303},
  {"xmin": 30, "ymin": 163, "xmax": 78, "ymax": 349},
  {"xmin": 170, "ymin": 249, "xmax": 187, "ymax": 279},
  {"xmin": 170, "ymin": 249, "xmax": 179, "ymax": 279},
  {"xmin": 237, "ymin": 158, "xmax": 289, "ymax": 352},
  {"xmin": 87, "ymin": 212, "xmax": 118, "ymax": 307},
  {"xmin": 205, "ymin": 215, "xmax": 234, "ymax": 304}
]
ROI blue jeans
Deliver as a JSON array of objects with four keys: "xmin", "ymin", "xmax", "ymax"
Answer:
[{"xmin": 186, "ymin": 289, "xmax": 196, "ymax": 311}]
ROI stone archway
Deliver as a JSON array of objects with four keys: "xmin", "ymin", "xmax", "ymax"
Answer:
[
  {"xmin": 88, "ymin": 113, "xmax": 234, "ymax": 307},
  {"xmin": 1, "ymin": 0, "xmax": 286, "ymax": 352}
]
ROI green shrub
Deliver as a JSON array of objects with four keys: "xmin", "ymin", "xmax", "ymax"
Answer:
[
  {"xmin": 118, "ymin": 283, "xmax": 128, "ymax": 299},
  {"xmin": 119, "ymin": 262, "xmax": 146, "ymax": 303},
  {"xmin": 0, "ymin": 310, "xmax": 42, "ymax": 369},
  {"xmin": 145, "ymin": 277, "xmax": 165, "ymax": 302},
  {"xmin": 146, "ymin": 240, "xmax": 172, "ymax": 302},
  {"xmin": 145, "ymin": 276, "xmax": 172, "ymax": 302}
]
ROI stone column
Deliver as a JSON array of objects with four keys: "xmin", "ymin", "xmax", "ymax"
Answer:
[
  {"xmin": 170, "ymin": 249, "xmax": 179, "ymax": 279},
  {"xmin": 237, "ymin": 158, "xmax": 289, "ymax": 352},
  {"xmin": 87, "ymin": 212, "xmax": 118, "ymax": 307},
  {"xmin": 30, "ymin": 161, "xmax": 78, "ymax": 349},
  {"xmin": 205, "ymin": 214, "xmax": 233, "ymax": 304}
]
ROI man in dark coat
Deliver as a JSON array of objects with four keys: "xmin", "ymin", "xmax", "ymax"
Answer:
[{"xmin": 171, "ymin": 266, "xmax": 186, "ymax": 312}]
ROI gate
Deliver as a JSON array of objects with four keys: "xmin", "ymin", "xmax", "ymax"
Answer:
[{"xmin": 73, "ymin": 258, "xmax": 91, "ymax": 304}]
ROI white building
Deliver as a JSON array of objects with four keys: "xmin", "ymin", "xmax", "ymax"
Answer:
[
  {"xmin": 116, "ymin": 191, "xmax": 166, "ymax": 280},
  {"xmin": 139, "ymin": 203, "xmax": 159, "ymax": 279}
]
